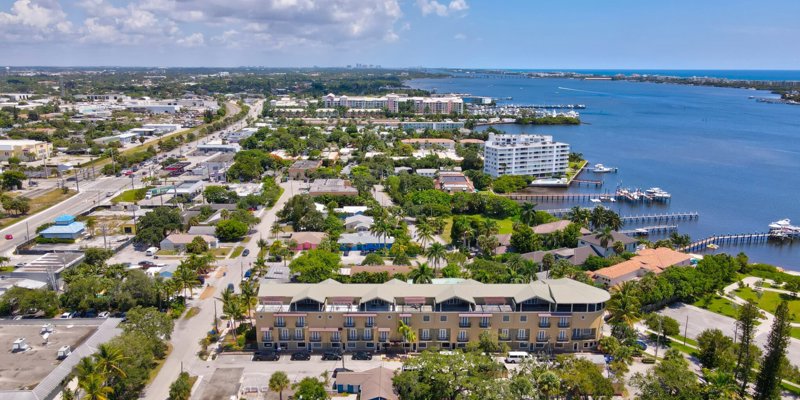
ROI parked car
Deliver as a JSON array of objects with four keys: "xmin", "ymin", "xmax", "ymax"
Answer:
[
  {"xmin": 322, "ymin": 351, "xmax": 342, "ymax": 361},
  {"xmin": 98, "ymin": 311, "xmax": 110, "ymax": 318},
  {"xmin": 253, "ymin": 351, "xmax": 280, "ymax": 361},
  {"xmin": 5, "ymin": 234, "xmax": 12, "ymax": 240},
  {"xmin": 226, "ymin": 283, "xmax": 235, "ymax": 292},
  {"xmin": 352, "ymin": 351, "xmax": 372, "ymax": 360},
  {"xmin": 138, "ymin": 260, "xmax": 155, "ymax": 268},
  {"xmin": 290, "ymin": 351, "xmax": 311, "ymax": 361},
  {"xmin": 242, "ymin": 249, "xmax": 250, "ymax": 257}
]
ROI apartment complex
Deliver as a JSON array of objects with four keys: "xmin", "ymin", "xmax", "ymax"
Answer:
[
  {"xmin": 255, "ymin": 278, "xmax": 609, "ymax": 354},
  {"xmin": 483, "ymin": 133, "xmax": 569, "ymax": 177},
  {"xmin": 323, "ymin": 93, "xmax": 464, "ymax": 115},
  {"xmin": 0, "ymin": 139, "xmax": 52, "ymax": 161}
]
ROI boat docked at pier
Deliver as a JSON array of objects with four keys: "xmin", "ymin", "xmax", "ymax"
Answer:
[
  {"xmin": 768, "ymin": 219, "xmax": 800, "ymax": 238},
  {"xmin": 591, "ymin": 163, "xmax": 617, "ymax": 173}
]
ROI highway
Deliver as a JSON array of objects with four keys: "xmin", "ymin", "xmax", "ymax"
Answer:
[{"xmin": 0, "ymin": 99, "xmax": 262, "ymax": 257}]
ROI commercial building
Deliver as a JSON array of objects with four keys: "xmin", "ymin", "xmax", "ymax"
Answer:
[
  {"xmin": 400, "ymin": 121, "xmax": 465, "ymax": 131},
  {"xmin": 324, "ymin": 93, "xmax": 463, "ymax": 115},
  {"xmin": 0, "ymin": 139, "xmax": 52, "ymax": 161},
  {"xmin": 196, "ymin": 141, "xmax": 241, "ymax": 153},
  {"xmin": 254, "ymin": 278, "xmax": 609, "ymax": 353},
  {"xmin": 288, "ymin": 159, "xmax": 323, "ymax": 179},
  {"xmin": 39, "ymin": 215, "xmax": 85, "ymax": 240},
  {"xmin": 308, "ymin": 179, "xmax": 359, "ymax": 197},
  {"xmin": 483, "ymin": 133, "xmax": 569, "ymax": 178}
]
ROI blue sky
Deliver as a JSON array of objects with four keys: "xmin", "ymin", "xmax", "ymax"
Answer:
[{"xmin": 1, "ymin": 0, "xmax": 799, "ymax": 68}]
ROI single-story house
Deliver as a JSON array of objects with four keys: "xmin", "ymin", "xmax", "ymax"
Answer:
[
  {"xmin": 39, "ymin": 214, "xmax": 86, "ymax": 240},
  {"xmin": 287, "ymin": 232, "xmax": 327, "ymax": 251},
  {"xmin": 578, "ymin": 231, "xmax": 638, "ymax": 257},
  {"xmin": 160, "ymin": 234, "xmax": 219, "ymax": 251},
  {"xmin": 308, "ymin": 179, "xmax": 359, "ymax": 197},
  {"xmin": 591, "ymin": 247, "xmax": 694, "ymax": 287},
  {"xmin": 334, "ymin": 367, "xmax": 398, "ymax": 400},
  {"xmin": 494, "ymin": 233, "xmax": 512, "ymax": 255},
  {"xmin": 344, "ymin": 215, "xmax": 374, "ymax": 232},
  {"xmin": 435, "ymin": 171, "xmax": 474, "ymax": 193},
  {"xmin": 521, "ymin": 246, "xmax": 603, "ymax": 267},
  {"xmin": 532, "ymin": 220, "xmax": 591, "ymax": 236},
  {"xmin": 187, "ymin": 225, "xmax": 217, "ymax": 236},
  {"xmin": 334, "ymin": 206, "xmax": 368, "ymax": 216},
  {"xmin": 338, "ymin": 232, "xmax": 394, "ymax": 252}
]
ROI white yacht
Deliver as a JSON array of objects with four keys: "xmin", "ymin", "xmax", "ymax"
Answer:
[{"xmin": 591, "ymin": 163, "xmax": 616, "ymax": 173}]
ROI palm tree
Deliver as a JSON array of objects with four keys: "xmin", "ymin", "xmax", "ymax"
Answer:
[
  {"xmin": 612, "ymin": 240, "xmax": 625, "ymax": 255},
  {"xmin": 257, "ymin": 236, "xmax": 268, "ymax": 253},
  {"xmin": 397, "ymin": 320, "xmax": 417, "ymax": 354},
  {"xmin": 270, "ymin": 222, "xmax": 282, "ymax": 239},
  {"xmin": 219, "ymin": 290, "xmax": 244, "ymax": 337},
  {"xmin": 481, "ymin": 219, "xmax": 499, "ymax": 236},
  {"xmin": 409, "ymin": 262, "xmax": 435, "ymax": 284},
  {"xmin": 173, "ymin": 262, "xmax": 199, "ymax": 300},
  {"xmin": 595, "ymin": 227, "xmax": 614, "ymax": 248},
  {"xmin": 75, "ymin": 357, "xmax": 98, "ymax": 382},
  {"xmin": 269, "ymin": 371, "xmax": 291, "ymax": 400},
  {"xmin": 520, "ymin": 202, "xmax": 538, "ymax": 226},
  {"xmin": 415, "ymin": 221, "xmax": 435, "ymax": 250},
  {"xmin": 537, "ymin": 370, "xmax": 561, "ymax": 400},
  {"xmin": 85, "ymin": 217, "xmax": 97, "ymax": 238},
  {"xmin": 703, "ymin": 370, "xmax": 741, "ymax": 400},
  {"xmin": 425, "ymin": 242, "xmax": 447, "ymax": 273},
  {"xmin": 252, "ymin": 255, "xmax": 268, "ymax": 278},
  {"xmin": 94, "ymin": 344, "xmax": 126, "ymax": 380},
  {"xmin": 589, "ymin": 206, "xmax": 609, "ymax": 230},
  {"xmin": 606, "ymin": 211, "xmax": 623, "ymax": 231},
  {"xmin": 78, "ymin": 373, "xmax": 113, "ymax": 400},
  {"xmin": 240, "ymin": 280, "xmax": 257, "ymax": 323},
  {"xmin": 606, "ymin": 281, "xmax": 642, "ymax": 327},
  {"xmin": 476, "ymin": 234, "xmax": 499, "ymax": 257},
  {"xmin": 566, "ymin": 206, "xmax": 590, "ymax": 227}
]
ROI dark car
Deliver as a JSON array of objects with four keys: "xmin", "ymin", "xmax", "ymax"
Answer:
[
  {"xmin": 226, "ymin": 283, "xmax": 235, "ymax": 292},
  {"xmin": 321, "ymin": 351, "xmax": 342, "ymax": 361},
  {"xmin": 242, "ymin": 249, "xmax": 250, "ymax": 257},
  {"xmin": 253, "ymin": 351, "xmax": 280, "ymax": 361},
  {"xmin": 352, "ymin": 351, "xmax": 373, "ymax": 360},
  {"xmin": 138, "ymin": 260, "xmax": 155, "ymax": 268},
  {"xmin": 290, "ymin": 351, "xmax": 311, "ymax": 361}
]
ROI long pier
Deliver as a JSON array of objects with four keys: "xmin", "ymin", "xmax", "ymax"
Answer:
[
  {"xmin": 621, "ymin": 212, "xmax": 699, "ymax": 224},
  {"xmin": 620, "ymin": 225, "xmax": 678, "ymax": 236},
  {"xmin": 680, "ymin": 233, "xmax": 772, "ymax": 252},
  {"xmin": 571, "ymin": 179, "xmax": 603, "ymax": 187},
  {"xmin": 504, "ymin": 192, "xmax": 670, "ymax": 203}
]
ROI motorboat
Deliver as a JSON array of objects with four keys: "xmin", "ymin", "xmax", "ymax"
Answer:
[
  {"xmin": 591, "ymin": 163, "xmax": 616, "ymax": 173},
  {"xmin": 707, "ymin": 244, "xmax": 719, "ymax": 250},
  {"xmin": 769, "ymin": 219, "xmax": 792, "ymax": 230}
]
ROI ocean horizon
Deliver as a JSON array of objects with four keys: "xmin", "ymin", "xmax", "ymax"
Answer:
[{"xmin": 497, "ymin": 69, "xmax": 800, "ymax": 82}]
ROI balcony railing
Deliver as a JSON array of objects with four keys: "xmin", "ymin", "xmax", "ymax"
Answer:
[
  {"xmin": 310, "ymin": 336, "xmax": 321, "ymax": 342},
  {"xmin": 295, "ymin": 321, "xmax": 306, "ymax": 327},
  {"xmin": 365, "ymin": 321, "xmax": 375, "ymax": 328},
  {"xmin": 459, "ymin": 322, "xmax": 472, "ymax": 328},
  {"xmin": 344, "ymin": 321, "xmax": 355, "ymax": 327},
  {"xmin": 437, "ymin": 335, "xmax": 449, "ymax": 341},
  {"xmin": 557, "ymin": 322, "xmax": 570, "ymax": 328},
  {"xmin": 274, "ymin": 321, "xmax": 286, "ymax": 327},
  {"xmin": 556, "ymin": 336, "xmax": 569, "ymax": 342},
  {"xmin": 293, "ymin": 335, "xmax": 304, "ymax": 341},
  {"xmin": 457, "ymin": 336, "xmax": 469, "ymax": 342},
  {"xmin": 499, "ymin": 336, "xmax": 511, "ymax": 341},
  {"xmin": 517, "ymin": 335, "xmax": 529, "ymax": 341},
  {"xmin": 538, "ymin": 322, "xmax": 551, "ymax": 328},
  {"xmin": 479, "ymin": 321, "xmax": 491, "ymax": 328},
  {"xmin": 572, "ymin": 333, "xmax": 596, "ymax": 340},
  {"xmin": 536, "ymin": 336, "xmax": 550, "ymax": 342}
]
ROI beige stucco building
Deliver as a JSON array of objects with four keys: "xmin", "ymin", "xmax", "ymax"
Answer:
[
  {"xmin": 255, "ymin": 278, "xmax": 609, "ymax": 354},
  {"xmin": 0, "ymin": 140, "xmax": 52, "ymax": 161}
]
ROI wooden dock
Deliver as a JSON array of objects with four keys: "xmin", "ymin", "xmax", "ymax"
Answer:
[
  {"xmin": 620, "ymin": 225, "xmax": 678, "ymax": 236},
  {"xmin": 680, "ymin": 233, "xmax": 773, "ymax": 252},
  {"xmin": 571, "ymin": 179, "xmax": 603, "ymax": 187},
  {"xmin": 504, "ymin": 193, "xmax": 604, "ymax": 202},
  {"xmin": 620, "ymin": 212, "xmax": 699, "ymax": 224}
]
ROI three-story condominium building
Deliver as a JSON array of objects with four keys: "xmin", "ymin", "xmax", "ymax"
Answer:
[
  {"xmin": 323, "ymin": 93, "xmax": 464, "ymax": 115},
  {"xmin": 483, "ymin": 133, "xmax": 570, "ymax": 177},
  {"xmin": 255, "ymin": 278, "xmax": 609, "ymax": 354}
]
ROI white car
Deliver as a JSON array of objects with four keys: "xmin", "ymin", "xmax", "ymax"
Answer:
[{"xmin": 98, "ymin": 311, "xmax": 110, "ymax": 318}]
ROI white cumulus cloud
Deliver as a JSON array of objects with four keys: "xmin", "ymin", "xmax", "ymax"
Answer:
[{"xmin": 417, "ymin": 0, "xmax": 469, "ymax": 16}]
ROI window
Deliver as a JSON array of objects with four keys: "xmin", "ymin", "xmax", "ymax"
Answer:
[
  {"xmin": 537, "ymin": 331, "xmax": 547, "ymax": 341},
  {"xmin": 459, "ymin": 317, "xmax": 470, "ymax": 327},
  {"xmin": 296, "ymin": 316, "xmax": 305, "ymax": 327},
  {"xmin": 438, "ymin": 329, "xmax": 448, "ymax": 340},
  {"xmin": 479, "ymin": 317, "xmax": 490, "ymax": 327},
  {"xmin": 363, "ymin": 328, "xmax": 373, "ymax": 341},
  {"xmin": 440, "ymin": 315, "xmax": 447, "ymax": 322},
  {"xmin": 331, "ymin": 331, "xmax": 341, "ymax": 342},
  {"xmin": 366, "ymin": 317, "xmax": 375, "ymax": 327},
  {"xmin": 262, "ymin": 332, "xmax": 272, "ymax": 342},
  {"xmin": 517, "ymin": 329, "xmax": 527, "ymax": 340},
  {"xmin": 558, "ymin": 317, "xmax": 569, "ymax": 328},
  {"xmin": 401, "ymin": 316, "xmax": 411, "ymax": 325},
  {"xmin": 500, "ymin": 329, "xmax": 509, "ymax": 340},
  {"xmin": 348, "ymin": 328, "xmax": 357, "ymax": 341},
  {"xmin": 558, "ymin": 330, "xmax": 567, "ymax": 341},
  {"xmin": 275, "ymin": 316, "xmax": 286, "ymax": 327},
  {"xmin": 310, "ymin": 331, "xmax": 320, "ymax": 342},
  {"xmin": 344, "ymin": 316, "xmax": 354, "ymax": 327},
  {"xmin": 280, "ymin": 328, "xmax": 289, "ymax": 341},
  {"xmin": 502, "ymin": 315, "xmax": 510, "ymax": 322},
  {"xmin": 294, "ymin": 328, "xmax": 304, "ymax": 340},
  {"xmin": 458, "ymin": 330, "xmax": 468, "ymax": 341},
  {"xmin": 423, "ymin": 315, "xmax": 430, "ymax": 322},
  {"xmin": 539, "ymin": 316, "xmax": 550, "ymax": 328},
  {"xmin": 379, "ymin": 331, "xmax": 388, "ymax": 342},
  {"xmin": 519, "ymin": 315, "xmax": 527, "ymax": 322},
  {"xmin": 421, "ymin": 329, "xmax": 430, "ymax": 340}
]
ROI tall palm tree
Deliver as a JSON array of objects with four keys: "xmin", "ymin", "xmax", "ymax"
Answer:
[
  {"xmin": 476, "ymin": 234, "xmax": 499, "ymax": 257},
  {"xmin": 409, "ymin": 262, "xmax": 435, "ymax": 284},
  {"xmin": 595, "ymin": 227, "xmax": 615, "ymax": 248},
  {"xmin": 605, "ymin": 211, "xmax": 623, "ymax": 231},
  {"xmin": 425, "ymin": 242, "xmax": 447, "ymax": 273},
  {"xmin": 703, "ymin": 370, "xmax": 741, "ymax": 400},
  {"xmin": 589, "ymin": 206, "xmax": 609, "ymax": 230},
  {"xmin": 397, "ymin": 320, "xmax": 417, "ymax": 354},
  {"xmin": 252, "ymin": 255, "xmax": 268, "ymax": 278},
  {"xmin": 257, "ymin": 237, "xmax": 268, "ymax": 253},
  {"xmin": 75, "ymin": 357, "xmax": 98, "ymax": 382},
  {"xmin": 240, "ymin": 280, "xmax": 257, "ymax": 323},
  {"xmin": 520, "ymin": 202, "xmax": 538, "ymax": 226},
  {"xmin": 78, "ymin": 373, "xmax": 113, "ymax": 400},
  {"xmin": 94, "ymin": 344, "xmax": 126, "ymax": 380},
  {"xmin": 415, "ymin": 221, "xmax": 435, "ymax": 250},
  {"xmin": 606, "ymin": 281, "xmax": 642, "ymax": 327},
  {"xmin": 481, "ymin": 219, "xmax": 499, "ymax": 236},
  {"xmin": 219, "ymin": 289, "xmax": 244, "ymax": 337},
  {"xmin": 269, "ymin": 371, "xmax": 291, "ymax": 400},
  {"xmin": 173, "ymin": 262, "xmax": 199, "ymax": 300},
  {"xmin": 566, "ymin": 205, "xmax": 590, "ymax": 227},
  {"xmin": 270, "ymin": 222, "xmax": 282, "ymax": 239}
]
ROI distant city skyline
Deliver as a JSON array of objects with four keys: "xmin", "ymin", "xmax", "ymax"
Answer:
[{"xmin": 1, "ymin": 0, "xmax": 799, "ymax": 69}]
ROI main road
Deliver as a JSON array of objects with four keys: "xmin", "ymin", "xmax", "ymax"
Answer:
[
  {"xmin": 141, "ymin": 179, "xmax": 303, "ymax": 400},
  {"xmin": 0, "ymin": 100, "xmax": 263, "ymax": 256}
]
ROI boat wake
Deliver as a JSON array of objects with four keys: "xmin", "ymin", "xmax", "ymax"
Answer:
[{"xmin": 557, "ymin": 87, "xmax": 609, "ymax": 95}]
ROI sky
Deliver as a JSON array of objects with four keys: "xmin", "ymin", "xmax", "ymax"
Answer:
[{"xmin": 1, "ymin": 0, "xmax": 799, "ymax": 69}]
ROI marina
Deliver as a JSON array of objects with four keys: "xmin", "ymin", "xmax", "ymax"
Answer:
[{"xmin": 619, "ymin": 225, "xmax": 678, "ymax": 236}]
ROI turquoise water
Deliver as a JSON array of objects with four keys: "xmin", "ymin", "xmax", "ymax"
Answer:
[{"xmin": 408, "ymin": 75, "xmax": 800, "ymax": 270}]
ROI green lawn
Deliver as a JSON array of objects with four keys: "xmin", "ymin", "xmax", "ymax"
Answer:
[
  {"xmin": 439, "ymin": 215, "xmax": 514, "ymax": 244},
  {"xmin": 669, "ymin": 334, "xmax": 698, "ymax": 347},
  {"xmin": 734, "ymin": 287, "xmax": 800, "ymax": 323},
  {"xmin": 792, "ymin": 327, "xmax": 800, "ymax": 340},
  {"xmin": 230, "ymin": 246, "xmax": 245, "ymax": 258},
  {"xmin": 693, "ymin": 296, "xmax": 741, "ymax": 320},
  {"xmin": 111, "ymin": 187, "xmax": 150, "ymax": 203}
]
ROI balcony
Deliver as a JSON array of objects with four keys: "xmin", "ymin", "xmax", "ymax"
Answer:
[
  {"xmin": 498, "ymin": 335, "xmax": 511, "ymax": 342},
  {"xmin": 365, "ymin": 321, "xmax": 375, "ymax": 328},
  {"xmin": 538, "ymin": 322, "xmax": 551, "ymax": 328},
  {"xmin": 274, "ymin": 321, "xmax": 286, "ymax": 328},
  {"xmin": 517, "ymin": 335, "xmax": 529, "ymax": 341},
  {"xmin": 437, "ymin": 336, "xmax": 449, "ymax": 341},
  {"xmin": 572, "ymin": 333, "xmax": 596, "ymax": 341},
  {"xmin": 295, "ymin": 321, "xmax": 306, "ymax": 328},
  {"xmin": 459, "ymin": 321, "xmax": 472, "ymax": 328},
  {"xmin": 279, "ymin": 336, "xmax": 290, "ymax": 341},
  {"xmin": 536, "ymin": 336, "xmax": 550, "ymax": 343},
  {"xmin": 479, "ymin": 322, "xmax": 491, "ymax": 328},
  {"xmin": 293, "ymin": 335, "xmax": 304, "ymax": 341},
  {"xmin": 457, "ymin": 336, "xmax": 469, "ymax": 342},
  {"xmin": 556, "ymin": 336, "xmax": 569, "ymax": 342},
  {"xmin": 344, "ymin": 321, "xmax": 355, "ymax": 328},
  {"xmin": 557, "ymin": 322, "xmax": 570, "ymax": 328},
  {"xmin": 310, "ymin": 336, "xmax": 321, "ymax": 342}
]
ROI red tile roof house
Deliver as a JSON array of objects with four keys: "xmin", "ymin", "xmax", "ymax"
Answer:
[
  {"xmin": 287, "ymin": 232, "xmax": 327, "ymax": 251},
  {"xmin": 590, "ymin": 247, "xmax": 694, "ymax": 287}
]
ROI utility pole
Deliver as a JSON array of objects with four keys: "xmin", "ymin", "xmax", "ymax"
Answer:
[
  {"xmin": 654, "ymin": 317, "xmax": 662, "ymax": 360},
  {"xmin": 683, "ymin": 315, "xmax": 689, "ymax": 347},
  {"xmin": 74, "ymin": 168, "xmax": 80, "ymax": 193}
]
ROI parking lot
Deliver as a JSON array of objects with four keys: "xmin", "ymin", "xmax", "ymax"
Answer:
[{"xmin": 191, "ymin": 353, "xmax": 404, "ymax": 399}]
